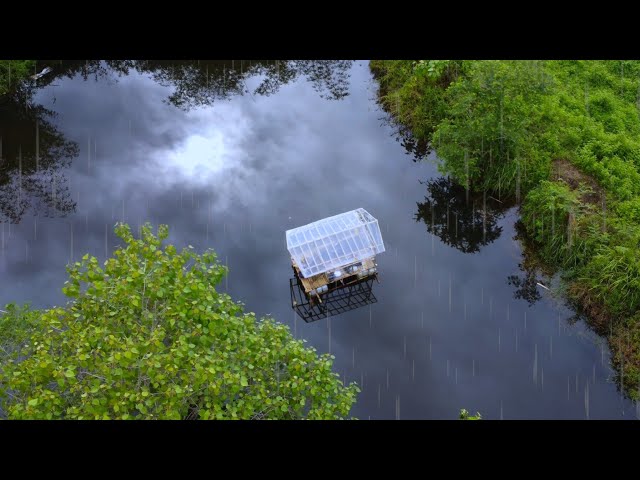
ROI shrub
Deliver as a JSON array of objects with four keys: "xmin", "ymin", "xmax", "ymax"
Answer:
[{"xmin": 0, "ymin": 223, "xmax": 358, "ymax": 419}]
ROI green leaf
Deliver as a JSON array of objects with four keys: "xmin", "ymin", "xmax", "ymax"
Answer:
[{"xmin": 0, "ymin": 222, "xmax": 358, "ymax": 420}]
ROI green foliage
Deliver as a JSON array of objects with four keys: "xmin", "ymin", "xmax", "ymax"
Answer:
[
  {"xmin": 372, "ymin": 60, "xmax": 640, "ymax": 201},
  {"xmin": 0, "ymin": 223, "xmax": 358, "ymax": 419},
  {"xmin": 434, "ymin": 60, "xmax": 554, "ymax": 194},
  {"xmin": 611, "ymin": 312, "xmax": 640, "ymax": 401},
  {"xmin": 579, "ymin": 244, "xmax": 640, "ymax": 318},
  {"xmin": 0, "ymin": 303, "xmax": 39, "ymax": 360},
  {"xmin": 412, "ymin": 60, "xmax": 469, "ymax": 81},
  {"xmin": 0, "ymin": 60, "xmax": 35, "ymax": 96},
  {"xmin": 521, "ymin": 180, "xmax": 596, "ymax": 268},
  {"xmin": 370, "ymin": 60, "xmax": 465, "ymax": 148},
  {"xmin": 373, "ymin": 59, "xmax": 640, "ymax": 397},
  {"xmin": 459, "ymin": 408, "xmax": 482, "ymax": 420},
  {"xmin": 522, "ymin": 178, "xmax": 640, "ymax": 320}
]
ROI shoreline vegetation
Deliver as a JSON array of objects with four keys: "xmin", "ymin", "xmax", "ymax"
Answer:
[
  {"xmin": 371, "ymin": 60, "xmax": 640, "ymax": 399},
  {"xmin": 0, "ymin": 60, "xmax": 35, "ymax": 97},
  {"xmin": 1, "ymin": 59, "xmax": 637, "ymax": 416}
]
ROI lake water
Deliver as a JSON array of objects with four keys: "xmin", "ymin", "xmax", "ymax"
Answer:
[{"xmin": 0, "ymin": 60, "xmax": 637, "ymax": 419}]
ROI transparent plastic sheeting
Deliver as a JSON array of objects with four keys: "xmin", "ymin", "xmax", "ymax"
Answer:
[{"xmin": 286, "ymin": 208, "xmax": 385, "ymax": 278}]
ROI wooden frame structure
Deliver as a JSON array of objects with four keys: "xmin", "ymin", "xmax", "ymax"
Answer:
[{"xmin": 286, "ymin": 208, "xmax": 385, "ymax": 320}]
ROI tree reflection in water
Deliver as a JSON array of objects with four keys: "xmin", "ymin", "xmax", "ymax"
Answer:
[
  {"xmin": 415, "ymin": 176, "xmax": 509, "ymax": 254},
  {"xmin": 40, "ymin": 60, "xmax": 354, "ymax": 110},
  {"xmin": 414, "ymin": 177, "xmax": 544, "ymax": 306},
  {"xmin": 0, "ymin": 89, "xmax": 78, "ymax": 223},
  {"xmin": 0, "ymin": 60, "xmax": 355, "ymax": 224},
  {"xmin": 506, "ymin": 221, "xmax": 548, "ymax": 306},
  {"xmin": 506, "ymin": 269, "xmax": 542, "ymax": 306}
]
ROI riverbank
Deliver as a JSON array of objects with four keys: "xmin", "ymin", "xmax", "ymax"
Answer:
[{"xmin": 371, "ymin": 60, "xmax": 640, "ymax": 399}]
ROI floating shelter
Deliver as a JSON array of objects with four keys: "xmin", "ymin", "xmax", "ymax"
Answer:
[{"xmin": 286, "ymin": 208, "xmax": 385, "ymax": 313}]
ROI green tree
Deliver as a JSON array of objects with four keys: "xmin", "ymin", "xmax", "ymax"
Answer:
[
  {"xmin": 0, "ymin": 223, "xmax": 358, "ymax": 419},
  {"xmin": 371, "ymin": 60, "xmax": 465, "ymax": 156},
  {"xmin": 0, "ymin": 60, "xmax": 35, "ymax": 96},
  {"xmin": 433, "ymin": 60, "xmax": 554, "ymax": 195}
]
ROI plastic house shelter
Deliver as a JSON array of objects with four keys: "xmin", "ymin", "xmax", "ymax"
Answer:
[{"xmin": 286, "ymin": 208, "xmax": 385, "ymax": 312}]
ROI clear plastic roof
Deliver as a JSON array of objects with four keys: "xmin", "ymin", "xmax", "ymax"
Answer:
[{"xmin": 286, "ymin": 208, "xmax": 385, "ymax": 278}]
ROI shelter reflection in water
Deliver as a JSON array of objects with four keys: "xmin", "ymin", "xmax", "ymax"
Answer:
[{"xmin": 289, "ymin": 275, "xmax": 377, "ymax": 323}]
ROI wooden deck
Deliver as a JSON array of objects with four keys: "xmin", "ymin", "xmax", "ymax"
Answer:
[{"xmin": 293, "ymin": 257, "xmax": 376, "ymax": 294}]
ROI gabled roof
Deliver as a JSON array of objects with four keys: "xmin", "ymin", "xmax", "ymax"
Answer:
[{"xmin": 286, "ymin": 208, "xmax": 385, "ymax": 278}]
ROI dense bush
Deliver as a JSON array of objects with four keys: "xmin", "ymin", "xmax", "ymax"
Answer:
[
  {"xmin": 0, "ymin": 223, "xmax": 359, "ymax": 419},
  {"xmin": 372, "ymin": 59, "xmax": 640, "ymax": 398}
]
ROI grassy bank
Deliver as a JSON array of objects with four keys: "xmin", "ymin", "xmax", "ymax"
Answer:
[
  {"xmin": 372, "ymin": 60, "xmax": 640, "ymax": 399},
  {"xmin": 0, "ymin": 60, "xmax": 36, "ymax": 97}
]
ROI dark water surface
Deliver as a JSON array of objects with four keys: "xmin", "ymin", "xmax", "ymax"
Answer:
[{"xmin": 1, "ymin": 60, "xmax": 637, "ymax": 419}]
